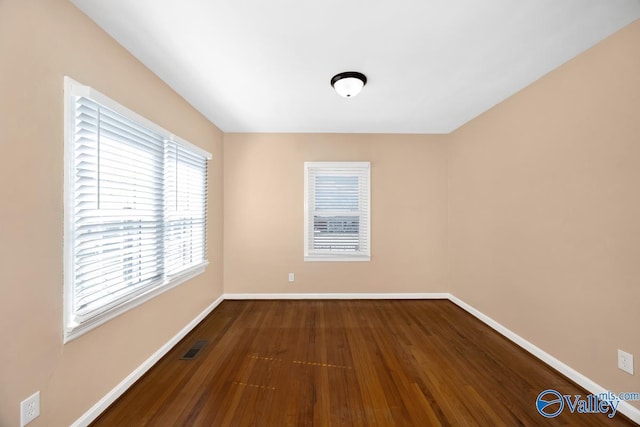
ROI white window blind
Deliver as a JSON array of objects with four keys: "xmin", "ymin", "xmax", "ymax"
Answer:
[
  {"xmin": 164, "ymin": 142, "xmax": 208, "ymax": 277},
  {"xmin": 304, "ymin": 162, "xmax": 370, "ymax": 261},
  {"xmin": 64, "ymin": 77, "xmax": 211, "ymax": 341}
]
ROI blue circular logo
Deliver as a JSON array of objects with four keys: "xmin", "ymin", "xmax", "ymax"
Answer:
[{"xmin": 536, "ymin": 389, "xmax": 564, "ymax": 418}]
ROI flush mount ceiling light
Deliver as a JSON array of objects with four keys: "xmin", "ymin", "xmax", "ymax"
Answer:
[{"xmin": 331, "ymin": 71, "xmax": 367, "ymax": 98}]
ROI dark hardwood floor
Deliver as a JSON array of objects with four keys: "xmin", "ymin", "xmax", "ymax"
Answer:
[{"xmin": 91, "ymin": 300, "xmax": 636, "ymax": 426}]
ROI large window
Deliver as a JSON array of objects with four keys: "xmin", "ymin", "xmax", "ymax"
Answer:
[
  {"xmin": 63, "ymin": 77, "xmax": 211, "ymax": 341},
  {"xmin": 304, "ymin": 162, "xmax": 370, "ymax": 261}
]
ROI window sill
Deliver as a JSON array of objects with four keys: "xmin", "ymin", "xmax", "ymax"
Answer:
[
  {"xmin": 63, "ymin": 261, "xmax": 208, "ymax": 343},
  {"xmin": 304, "ymin": 256, "xmax": 370, "ymax": 262}
]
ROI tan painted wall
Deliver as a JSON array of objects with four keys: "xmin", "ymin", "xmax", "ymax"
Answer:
[
  {"xmin": 448, "ymin": 20, "xmax": 640, "ymax": 407},
  {"xmin": 223, "ymin": 133, "xmax": 448, "ymax": 294},
  {"xmin": 0, "ymin": 0, "xmax": 224, "ymax": 425}
]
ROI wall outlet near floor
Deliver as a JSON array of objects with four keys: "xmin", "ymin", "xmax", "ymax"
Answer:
[
  {"xmin": 618, "ymin": 349, "xmax": 634, "ymax": 375},
  {"xmin": 20, "ymin": 391, "xmax": 40, "ymax": 426},
  {"xmin": 288, "ymin": 273, "xmax": 295, "ymax": 282}
]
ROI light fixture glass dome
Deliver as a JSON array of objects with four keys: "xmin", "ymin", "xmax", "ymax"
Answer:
[{"xmin": 331, "ymin": 72, "xmax": 367, "ymax": 98}]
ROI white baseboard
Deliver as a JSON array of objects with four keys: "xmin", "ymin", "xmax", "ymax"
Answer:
[
  {"xmin": 224, "ymin": 292, "xmax": 450, "ymax": 300},
  {"xmin": 73, "ymin": 292, "xmax": 640, "ymax": 425},
  {"xmin": 448, "ymin": 294, "xmax": 640, "ymax": 424},
  {"xmin": 71, "ymin": 295, "xmax": 225, "ymax": 427}
]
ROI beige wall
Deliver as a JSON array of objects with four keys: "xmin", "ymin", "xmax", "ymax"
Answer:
[
  {"xmin": 0, "ymin": 0, "xmax": 223, "ymax": 425},
  {"xmin": 448, "ymin": 20, "xmax": 640, "ymax": 408},
  {"xmin": 224, "ymin": 133, "xmax": 448, "ymax": 294}
]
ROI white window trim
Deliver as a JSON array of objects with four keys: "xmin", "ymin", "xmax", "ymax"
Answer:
[
  {"xmin": 63, "ymin": 77, "xmax": 211, "ymax": 343},
  {"xmin": 304, "ymin": 161, "xmax": 371, "ymax": 262}
]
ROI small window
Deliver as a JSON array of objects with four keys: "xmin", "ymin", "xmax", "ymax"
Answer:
[
  {"xmin": 304, "ymin": 162, "xmax": 370, "ymax": 261},
  {"xmin": 63, "ymin": 77, "xmax": 211, "ymax": 342}
]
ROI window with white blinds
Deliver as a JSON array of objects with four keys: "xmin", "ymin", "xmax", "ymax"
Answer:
[
  {"xmin": 304, "ymin": 162, "xmax": 370, "ymax": 261},
  {"xmin": 63, "ymin": 77, "xmax": 211, "ymax": 342}
]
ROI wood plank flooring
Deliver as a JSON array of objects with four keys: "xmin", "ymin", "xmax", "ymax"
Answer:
[{"xmin": 91, "ymin": 300, "xmax": 636, "ymax": 426}]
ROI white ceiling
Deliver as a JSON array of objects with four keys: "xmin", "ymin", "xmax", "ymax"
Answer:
[{"xmin": 70, "ymin": 0, "xmax": 640, "ymax": 134}]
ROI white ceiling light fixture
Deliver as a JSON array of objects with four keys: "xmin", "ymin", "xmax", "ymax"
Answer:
[{"xmin": 331, "ymin": 71, "xmax": 367, "ymax": 98}]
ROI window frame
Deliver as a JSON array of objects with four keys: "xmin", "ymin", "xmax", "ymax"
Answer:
[
  {"xmin": 63, "ymin": 77, "xmax": 211, "ymax": 342},
  {"xmin": 304, "ymin": 161, "xmax": 371, "ymax": 262}
]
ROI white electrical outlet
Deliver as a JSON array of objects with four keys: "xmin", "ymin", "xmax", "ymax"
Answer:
[
  {"xmin": 288, "ymin": 273, "xmax": 295, "ymax": 282},
  {"xmin": 20, "ymin": 391, "xmax": 40, "ymax": 426},
  {"xmin": 618, "ymin": 349, "xmax": 634, "ymax": 375}
]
